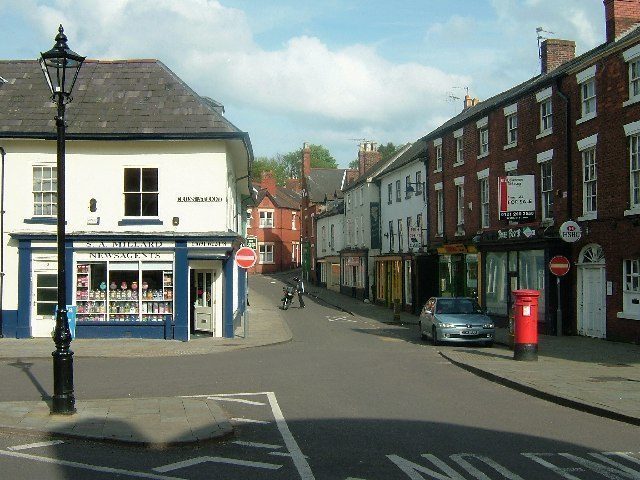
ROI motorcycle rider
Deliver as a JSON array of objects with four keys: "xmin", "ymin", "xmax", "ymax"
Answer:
[{"xmin": 293, "ymin": 276, "xmax": 305, "ymax": 308}]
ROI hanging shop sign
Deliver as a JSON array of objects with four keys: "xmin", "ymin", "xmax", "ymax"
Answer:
[
  {"xmin": 559, "ymin": 220, "xmax": 582, "ymax": 243},
  {"xmin": 498, "ymin": 175, "xmax": 536, "ymax": 221},
  {"xmin": 370, "ymin": 202, "xmax": 381, "ymax": 249},
  {"xmin": 437, "ymin": 244, "xmax": 467, "ymax": 254},
  {"xmin": 409, "ymin": 226, "xmax": 421, "ymax": 248}
]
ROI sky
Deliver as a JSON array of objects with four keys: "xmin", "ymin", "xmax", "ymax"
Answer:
[{"xmin": 0, "ymin": 0, "xmax": 606, "ymax": 168}]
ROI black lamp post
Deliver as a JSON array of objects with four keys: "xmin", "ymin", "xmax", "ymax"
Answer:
[{"xmin": 39, "ymin": 25, "xmax": 85, "ymax": 415}]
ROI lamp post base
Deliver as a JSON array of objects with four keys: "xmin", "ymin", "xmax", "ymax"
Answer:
[{"xmin": 51, "ymin": 349, "xmax": 76, "ymax": 415}]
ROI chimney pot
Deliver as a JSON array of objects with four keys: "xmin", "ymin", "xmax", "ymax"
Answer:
[{"xmin": 302, "ymin": 142, "xmax": 311, "ymax": 177}]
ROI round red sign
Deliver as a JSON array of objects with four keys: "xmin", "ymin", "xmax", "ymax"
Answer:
[
  {"xmin": 549, "ymin": 255, "xmax": 570, "ymax": 276},
  {"xmin": 235, "ymin": 247, "xmax": 257, "ymax": 269}
]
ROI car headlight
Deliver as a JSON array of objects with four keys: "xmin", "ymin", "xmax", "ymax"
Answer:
[
  {"xmin": 483, "ymin": 323, "xmax": 494, "ymax": 329},
  {"xmin": 439, "ymin": 323, "xmax": 455, "ymax": 328}
]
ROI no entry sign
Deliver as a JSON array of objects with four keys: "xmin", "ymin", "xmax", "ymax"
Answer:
[
  {"xmin": 235, "ymin": 247, "xmax": 257, "ymax": 269},
  {"xmin": 549, "ymin": 255, "xmax": 570, "ymax": 276}
]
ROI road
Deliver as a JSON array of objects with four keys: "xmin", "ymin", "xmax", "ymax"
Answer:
[{"xmin": 0, "ymin": 274, "xmax": 638, "ymax": 479}]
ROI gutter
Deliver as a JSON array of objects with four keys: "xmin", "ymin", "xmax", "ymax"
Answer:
[{"xmin": 0, "ymin": 146, "xmax": 4, "ymax": 337}]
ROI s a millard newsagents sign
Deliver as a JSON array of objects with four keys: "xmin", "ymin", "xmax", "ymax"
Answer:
[{"xmin": 498, "ymin": 175, "xmax": 536, "ymax": 221}]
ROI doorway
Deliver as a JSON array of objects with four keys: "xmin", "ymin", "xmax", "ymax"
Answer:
[
  {"xmin": 31, "ymin": 257, "xmax": 58, "ymax": 337},
  {"xmin": 577, "ymin": 244, "xmax": 606, "ymax": 338},
  {"xmin": 189, "ymin": 260, "xmax": 222, "ymax": 337}
]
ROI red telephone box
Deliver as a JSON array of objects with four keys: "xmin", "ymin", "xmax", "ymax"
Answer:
[{"xmin": 513, "ymin": 289, "xmax": 540, "ymax": 361}]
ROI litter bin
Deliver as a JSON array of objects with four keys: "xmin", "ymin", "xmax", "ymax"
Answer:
[{"xmin": 513, "ymin": 289, "xmax": 540, "ymax": 361}]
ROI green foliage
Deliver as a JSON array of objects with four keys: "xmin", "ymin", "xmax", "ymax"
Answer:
[
  {"xmin": 348, "ymin": 158, "xmax": 360, "ymax": 169},
  {"xmin": 252, "ymin": 144, "xmax": 338, "ymax": 183},
  {"xmin": 377, "ymin": 142, "xmax": 401, "ymax": 162}
]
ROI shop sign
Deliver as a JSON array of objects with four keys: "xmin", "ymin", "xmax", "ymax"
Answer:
[
  {"xmin": 87, "ymin": 252, "xmax": 166, "ymax": 260},
  {"xmin": 346, "ymin": 256, "xmax": 360, "ymax": 266},
  {"xmin": 370, "ymin": 202, "xmax": 381, "ymax": 249},
  {"xmin": 187, "ymin": 240, "xmax": 232, "ymax": 249},
  {"xmin": 559, "ymin": 220, "xmax": 582, "ymax": 243},
  {"xmin": 497, "ymin": 226, "xmax": 537, "ymax": 241},
  {"xmin": 437, "ymin": 244, "xmax": 467, "ymax": 254},
  {"xmin": 78, "ymin": 241, "xmax": 173, "ymax": 249},
  {"xmin": 498, "ymin": 175, "xmax": 536, "ymax": 221}
]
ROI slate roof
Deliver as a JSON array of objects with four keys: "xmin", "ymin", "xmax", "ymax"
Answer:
[
  {"xmin": 316, "ymin": 199, "xmax": 344, "ymax": 219},
  {"xmin": 306, "ymin": 168, "xmax": 348, "ymax": 203},
  {"xmin": 373, "ymin": 141, "xmax": 426, "ymax": 180},
  {"xmin": 345, "ymin": 142, "xmax": 414, "ymax": 189},
  {"xmin": 0, "ymin": 59, "xmax": 245, "ymax": 139},
  {"xmin": 422, "ymin": 26, "xmax": 640, "ymax": 144},
  {"xmin": 256, "ymin": 185, "xmax": 301, "ymax": 210}
]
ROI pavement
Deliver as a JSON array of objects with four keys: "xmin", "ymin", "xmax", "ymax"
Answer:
[{"xmin": 0, "ymin": 272, "xmax": 638, "ymax": 449}]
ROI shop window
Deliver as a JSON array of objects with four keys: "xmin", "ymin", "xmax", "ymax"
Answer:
[
  {"xmin": 75, "ymin": 262, "xmax": 173, "ymax": 323},
  {"xmin": 124, "ymin": 168, "xmax": 159, "ymax": 217},
  {"xmin": 404, "ymin": 260, "xmax": 412, "ymax": 305},
  {"xmin": 485, "ymin": 252, "xmax": 508, "ymax": 316},
  {"xmin": 33, "ymin": 166, "xmax": 57, "ymax": 216},
  {"xmin": 518, "ymin": 250, "xmax": 546, "ymax": 322}
]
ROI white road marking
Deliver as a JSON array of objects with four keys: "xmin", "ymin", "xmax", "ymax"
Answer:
[
  {"xmin": 231, "ymin": 417, "xmax": 271, "ymax": 424},
  {"xmin": 234, "ymin": 440, "xmax": 283, "ymax": 449},
  {"xmin": 0, "ymin": 449, "xmax": 185, "ymax": 480},
  {"xmin": 266, "ymin": 391, "xmax": 316, "ymax": 480},
  {"xmin": 154, "ymin": 456, "xmax": 281, "ymax": 472},
  {"xmin": 8, "ymin": 440, "xmax": 64, "ymax": 451},
  {"xmin": 270, "ymin": 451, "xmax": 310, "ymax": 459},
  {"xmin": 209, "ymin": 397, "xmax": 266, "ymax": 406}
]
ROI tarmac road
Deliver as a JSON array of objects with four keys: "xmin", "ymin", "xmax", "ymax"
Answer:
[{"xmin": 0, "ymin": 274, "xmax": 638, "ymax": 479}]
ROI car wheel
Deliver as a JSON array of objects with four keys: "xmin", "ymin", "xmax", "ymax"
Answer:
[{"xmin": 432, "ymin": 327, "xmax": 439, "ymax": 346}]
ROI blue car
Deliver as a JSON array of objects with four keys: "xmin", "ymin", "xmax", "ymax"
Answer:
[{"xmin": 419, "ymin": 297, "xmax": 495, "ymax": 347}]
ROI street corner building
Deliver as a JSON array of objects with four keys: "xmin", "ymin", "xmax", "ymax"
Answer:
[{"xmin": 0, "ymin": 59, "xmax": 253, "ymax": 341}]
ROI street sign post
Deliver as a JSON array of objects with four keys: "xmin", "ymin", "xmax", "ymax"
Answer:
[
  {"xmin": 549, "ymin": 255, "xmax": 570, "ymax": 337},
  {"xmin": 235, "ymin": 247, "xmax": 257, "ymax": 269}
]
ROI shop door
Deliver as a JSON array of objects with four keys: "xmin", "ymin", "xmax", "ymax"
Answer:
[
  {"xmin": 577, "ymin": 244, "xmax": 606, "ymax": 339},
  {"xmin": 32, "ymin": 269, "xmax": 58, "ymax": 338},
  {"xmin": 193, "ymin": 270, "xmax": 216, "ymax": 334}
]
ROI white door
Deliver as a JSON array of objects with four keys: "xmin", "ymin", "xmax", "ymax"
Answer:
[
  {"xmin": 194, "ymin": 270, "xmax": 216, "ymax": 334},
  {"xmin": 577, "ymin": 244, "xmax": 606, "ymax": 339},
  {"xmin": 31, "ymin": 264, "xmax": 58, "ymax": 338}
]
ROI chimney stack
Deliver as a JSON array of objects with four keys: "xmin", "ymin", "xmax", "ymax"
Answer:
[
  {"xmin": 358, "ymin": 141, "xmax": 381, "ymax": 176},
  {"xmin": 302, "ymin": 142, "xmax": 311, "ymax": 178},
  {"xmin": 463, "ymin": 95, "xmax": 480, "ymax": 110},
  {"xmin": 261, "ymin": 171, "xmax": 277, "ymax": 194},
  {"xmin": 541, "ymin": 39, "xmax": 576, "ymax": 74},
  {"xmin": 604, "ymin": 0, "xmax": 640, "ymax": 43}
]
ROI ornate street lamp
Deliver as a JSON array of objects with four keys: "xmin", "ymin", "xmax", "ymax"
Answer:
[{"xmin": 40, "ymin": 25, "xmax": 85, "ymax": 415}]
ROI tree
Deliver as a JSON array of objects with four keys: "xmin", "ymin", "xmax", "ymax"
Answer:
[
  {"xmin": 251, "ymin": 156, "xmax": 287, "ymax": 185},
  {"xmin": 281, "ymin": 144, "xmax": 338, "ymax": 178},
  {"xmin": 378, "ymin": 142, "xmax": 401, "ymax": 162},
  {"xmin": 348, "ymin": 158, "xmax": 359, "ymax": 169}
]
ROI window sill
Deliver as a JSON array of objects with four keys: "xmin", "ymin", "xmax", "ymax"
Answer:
[
  {"xmin": 622, "ymin": 95, "xmax": 640, "ymax": 108},
  {"xmin": 455, "ymin": 228, "xmax": 466, "ymax": 237},
  {"xmin": 503, "ymin": 142, "xmax": 517, "ymax": 151},
  {"xmin": 433, "ymin": 168, "xmax": 442, "ymax": 174},
  {"xmin": 624, "ymin": 207, "xmax": 640, "ymax": 216},
  {"xmin": 118, "ymin": 218, "xmax": 164, "ymax": 226},
  {"xmin": 536, "ymin": 130, "xmax": 552, "ymax": 140},
  {"xmin": 576, "ymin": 112, "xmax": 596, "ymax": 125},
  {"xmin": 541, "ymin": 218, "xmax": 555, "ymax": 226},
  {"xmin": 577, "ymin": 213, "xmax": 597, "ymax": 221},
  {"xmin": 616, "ymin": 311, "xmax": 640, "ymax": 321},
  {"xmin": 452, "ymin": 161, "xmax": 464, "ymax": 168},
  {"xmin": 477, "ymin": 152, "xmax": 489, "ymax": 160},
  {"xmin": 23, "ymin": 217, "xmax": 57, "ymax": 225},
  {"xmin": 259, "ymin": 225, "xmax": 274, "ymax": 229}
]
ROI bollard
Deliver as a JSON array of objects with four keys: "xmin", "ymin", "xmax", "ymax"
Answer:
[
  {"xmin": 513, "ymin": 289, "xmax": 540, "ymax": 361},
  {"xmin": 393, "ymin": 298, "xmax": 401, "ymax": 322}
]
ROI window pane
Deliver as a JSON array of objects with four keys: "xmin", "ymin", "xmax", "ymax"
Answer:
[
  {"xmin": 37, "ymin": 289, "xmax": 58, "ymax": 302},
  {"xmin": 37, "ymin": 303, "xmax": 56, "ymax": 316},
  {"xmin": 142, "ymin": 168, "xmax": 158, "ymax": 192},
  {"xmin": 141, "ymin": 193, "xmax": 159, "ymax": 216},
  {"xmin": 124, "ymin": 168, "xmax": 141, "ymax": 192},
  {"xmin": 125, "ymin": 193, "xmax": 141, "ymax": 216},
  {"xmin": 38, "ymin": 274, "xmax": 57, "ymax": 287}
]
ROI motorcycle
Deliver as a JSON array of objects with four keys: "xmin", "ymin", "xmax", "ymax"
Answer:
[{"xmin": 281, "ymin": 286, "xmax": 295, "ymax": 310}]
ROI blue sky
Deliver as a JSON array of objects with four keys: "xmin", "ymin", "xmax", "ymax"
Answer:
[{"xmin": 0, "ymin": 0, "xmax": 605, "ymax": 167}]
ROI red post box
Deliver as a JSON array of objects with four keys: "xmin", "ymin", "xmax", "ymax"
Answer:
[{"xmin": 513, "ymin": 289, "xmax": 540, "ymax": 361}]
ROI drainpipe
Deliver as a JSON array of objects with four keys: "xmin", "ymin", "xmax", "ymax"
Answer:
[
  {"xmin": 0, "ymin": 146, "xmax": 5, "ymax": 338},
  {"xmin": 555, "ymin": 79, "xmax": 573, "ymax": 219}
]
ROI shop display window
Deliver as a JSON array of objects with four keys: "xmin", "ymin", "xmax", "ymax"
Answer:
[{"xmin": 75, "ymin": 261, "xmax": 173, "ymax": 324}]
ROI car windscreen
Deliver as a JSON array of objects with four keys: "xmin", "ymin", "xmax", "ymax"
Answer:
[{"xmin": 435, "ymin": 299, "xmax": 481, "ymax": 314}]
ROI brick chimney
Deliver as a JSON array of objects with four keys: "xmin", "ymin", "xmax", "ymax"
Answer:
[
  {"xmin": 302, "ymin": 142, "xmax": 311, "ymax": 177},
  {"xmin": 463, "ymin": 95, "xmax": 480, "ymax": 110},
  {"xmin": 358, "ymin": 141, "xmax": 381, "ymax": 176},
  {"xmin": 286, "ymin": 178, "xmax": 301, "ymax": 192},
  {"xmin": 261, "ymin": 171, "xmax": 277, "ymax": 194},
  {"xmin": 541, "ymin": 39, "xmax": 576, "ymax": 74},
  {"xmin": 604, "ymin": 0, "xmax": 640, "ymax": 43}
]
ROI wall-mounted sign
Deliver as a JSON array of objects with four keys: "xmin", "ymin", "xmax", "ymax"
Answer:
[
  {"xmin": 498, "ymin": 176, "xmax": 536, "ymax": 221},
  {"xmin": 409, "ymin": 226, "xmax": 421, "ymax": 248},
  {"xmin": 187, "ymin": 241, "xmax": 232, "ymax": 249},
  {"xmin": 497, "ymin": 226, "xmax": 537, "ymax": 241},
  {"xmin": 78, "ymin": 241, "xmax": 172, "ymax": 249},
  {"xmin": 177, "ymin": 196, "xmax": 223, "ymax": 203},
  {"xmin": 559, "ymin": 220, "xmax": 582, "ymax": 243},
  {"xmin": 245, "ymin": 236, "xmax": 258, "ymax": 250},
  {"xmin": 437, "ymin": 244, "xmax": 467, "ymax": 254}
]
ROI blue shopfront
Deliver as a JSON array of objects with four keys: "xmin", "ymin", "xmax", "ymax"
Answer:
[{"xmin": 8, "ymin": 233, "xmax": 246, "ymax": 341}]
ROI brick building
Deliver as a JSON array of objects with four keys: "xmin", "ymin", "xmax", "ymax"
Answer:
[
  {"xmin": 420, "ymin": 0, "xmax": 640, "ymax": 343},
  {"xmin": 247, "ymin": 171, "xmax": 302, "ymax": 274}
]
